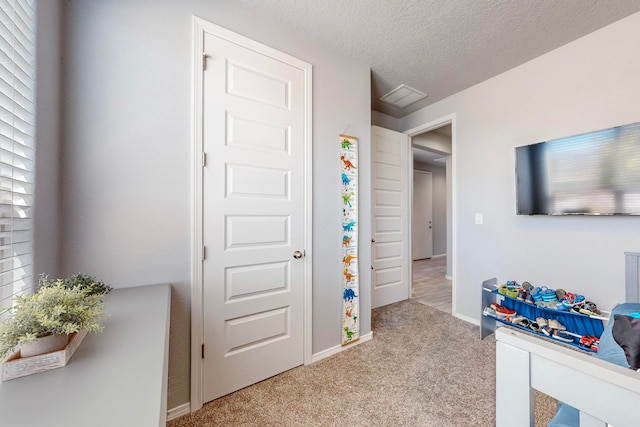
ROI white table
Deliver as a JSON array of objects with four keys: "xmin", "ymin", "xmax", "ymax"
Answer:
[
  {"xmin": 0, "ymin": 284, "xmax": 171, "ymax": 427},
  {"xmin": 495, "ymin": 326, "xmax": 640, "ymax": 427}
]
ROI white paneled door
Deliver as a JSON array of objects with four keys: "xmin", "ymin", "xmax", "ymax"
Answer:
[
  {"xmin": 412, "ymin": 171, "xmax": 433, "ymax": 260},
  {"xmin": 200, "ymin": 27, "xmax": 310, "ymax": 403},
  {"xmin": 371, "ymin": 126, "xmax": 410, "ymax": 308}
]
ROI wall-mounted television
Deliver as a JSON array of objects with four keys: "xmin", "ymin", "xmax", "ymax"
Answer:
[{"xmin": 515, "ymin": 121, "xmax": 640, "ymax": 215}]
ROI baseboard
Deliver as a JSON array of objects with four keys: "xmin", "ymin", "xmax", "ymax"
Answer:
[
  {"xmin": 454, "ymin": 312, "xmax": 479, "ymax": 326},
  {"xmin": 432, "ymin": 253, "xmax": 446, "ymax": 258},
  {"xmin": 167, "ymin": 402, "xmax": 191, "ymax": 421},
  {"xmin": 310, "ymin": 332, "xmax": 373, "ymax": 363}
]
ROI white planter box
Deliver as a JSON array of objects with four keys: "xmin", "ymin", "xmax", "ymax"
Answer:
[{"xmin": 1, "ymin": 329, "xmax": 88, "ymax": 381}]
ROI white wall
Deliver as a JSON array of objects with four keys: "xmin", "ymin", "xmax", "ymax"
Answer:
[
  {"xmin": 34, "ymin": 1, "xmax": 62, "ymax": 280},
  {"xmin": 61, "ymin": 0, "xmax": 371, "ymax": 409},
  {"xmin": 371, "ymin": 110, "xmax": 402, "ymax": 131},
  {"xmin": 399, "ymin": 12, "xmax": 640, "ymax": 322}
]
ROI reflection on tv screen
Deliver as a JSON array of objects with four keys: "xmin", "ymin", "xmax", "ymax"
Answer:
[{"xmin": 516, "ymin": 122, "xmax": 640, "ymax": 215}]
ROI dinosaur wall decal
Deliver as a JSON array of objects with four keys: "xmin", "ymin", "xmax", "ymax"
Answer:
[
  {"xmin": 343, "ymin": 288, "xmax": 357, "ymax": 302},
  {"xmin": 343, "ymin": 221, "xmax": 356, "ymax": 232},
  {"xmin": 340, "ymin": 155, "xmax": 357, "ymax": 170},
  {"xmin": 341, "ymin": 138, "xmax": 352, "ymax": 149},
  {"xmin": 342, "ymin": 254, "xmax": 357, "ymax": 265},
  {"xmin": 343, "ymin": 267, "xmax": 356, "ymax": 283},
  {"xmin": 342, "ymin": 191, "xmax": 354, "ymax": 207},
  {"xmin": 343, "ymin": 326, "xmax": 355, "ymax": 341}
]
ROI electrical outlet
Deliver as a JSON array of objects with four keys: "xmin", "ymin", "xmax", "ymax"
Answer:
[{"xmin": 475, "ymin": 213, "xmax": 483, "ymax": 225}]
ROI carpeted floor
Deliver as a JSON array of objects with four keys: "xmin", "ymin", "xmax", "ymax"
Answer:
[{"xmin": 169, "ymin": 300, "xmax": 556, "ymax": 426}]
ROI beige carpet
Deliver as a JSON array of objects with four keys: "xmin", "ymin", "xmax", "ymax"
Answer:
[{"xmin": 170, "ymin": 300, "xmax": 556, "ymax": 426}]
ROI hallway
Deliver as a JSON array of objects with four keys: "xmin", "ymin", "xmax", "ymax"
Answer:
[{"xmin": 412, "ymin": 256, "xmax": 452, "ymax": 313}]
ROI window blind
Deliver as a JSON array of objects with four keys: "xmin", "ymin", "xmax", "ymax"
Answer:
[
  {"xmin": 547, "ymin": 123, "xmax": 640, "ymax": 215},
  {"xmin": 0, "ymin": 0, "xmax": 35, "ymax": 321}
]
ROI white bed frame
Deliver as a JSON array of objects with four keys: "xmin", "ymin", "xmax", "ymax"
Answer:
[{"xmin": 494, "ymin": 252, "xmax": 640, "ymax": 427}]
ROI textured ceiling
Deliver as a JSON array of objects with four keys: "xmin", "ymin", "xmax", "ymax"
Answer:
[{"xmin": 240, "ymin": 0, "xmax": 640, "ymax": 118}]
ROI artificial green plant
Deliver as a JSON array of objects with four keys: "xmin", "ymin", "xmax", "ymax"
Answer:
[
  {"xmin": 38, "ymin": 273, "xmax": 113, "ymax": 296},
  {"xmin": 0, "ymin": 281, "xmax": 108, "ymax": 360}
]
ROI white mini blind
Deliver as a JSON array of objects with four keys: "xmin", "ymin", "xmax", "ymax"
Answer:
[
  {"xmin": 547, "ymin": 123, "xmax": 640, "ymax": 215},
  {"xmin": 0, "ymin": 0, "xmax": 35, "ymax": 320}
]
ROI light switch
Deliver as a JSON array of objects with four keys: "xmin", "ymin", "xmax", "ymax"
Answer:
[{"xmin": 475, "ymin": 213, "xmax": 483, "ymax": 225}]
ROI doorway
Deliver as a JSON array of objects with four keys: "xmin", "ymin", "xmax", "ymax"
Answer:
[
  {"xmin": 412, "ymin": 256, "xmax": 451, "ymax": 313},
  {"xmin": 408, "ymin": 120, "xmax": 454, "ymax": 314}
]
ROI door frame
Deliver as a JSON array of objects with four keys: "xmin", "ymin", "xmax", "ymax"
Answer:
[
  {"xmin": 190, "ymin": 17, "xmax": 313, "ymax": 412},
  {"xmin": 405, "ymin": 114, "xmax": 456, "ymax": 316}
]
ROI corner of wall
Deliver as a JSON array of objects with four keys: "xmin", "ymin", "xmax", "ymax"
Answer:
[
  {"xmin": 371, "ymin": 110, "xmax": 402, "ymax": 131},
  {"xmin": 33, "ymin": 0, "xmax": 63, "ymax": 280}
]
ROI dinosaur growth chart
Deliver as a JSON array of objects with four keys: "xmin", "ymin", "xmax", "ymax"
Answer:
[{"xmin": 340, "ymin": 134, "xmax": 359, "ymax": 346}]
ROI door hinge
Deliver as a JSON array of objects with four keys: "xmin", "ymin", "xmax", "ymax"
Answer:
[
  {"xmin": 202, "ymin": 246, "xmax": 206, "ymax": 261},
  {"xmin": 201, "ymin": 344, "xmax": 205, "ymax": 359},
  {"xmin": 202, "ymin": 52, "xmax": 209, "ymax": 71},
  {"xmin": 202, "ymin": 152, "xmax": 207, "ymax": 167}
]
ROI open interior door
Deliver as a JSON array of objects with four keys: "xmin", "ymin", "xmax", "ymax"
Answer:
[{"xmin": 371, "ymin": 126, "xmax": 410, "ymax": 308}]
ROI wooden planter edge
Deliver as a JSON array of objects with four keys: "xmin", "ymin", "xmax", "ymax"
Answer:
[{"xmin": 1, "ymin": 329, "xmax": 88, "ymax": 381}]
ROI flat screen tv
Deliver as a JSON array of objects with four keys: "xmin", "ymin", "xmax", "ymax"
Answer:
[{"xmin": 515, "ymin": 121, "xmax": 640, "ymax": 215}]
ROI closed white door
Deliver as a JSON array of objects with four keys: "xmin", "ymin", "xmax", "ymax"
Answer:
[
  {"xmin": 371, "ymin": 126, "xmax": 410, "ymax": 308},
  {"xmin": 412, "ymin": 171, "xmax": 433, "ymax": 260},
  {"xmin": 201, "ymin": 29, "xmax": 309, "ymax": 402}
]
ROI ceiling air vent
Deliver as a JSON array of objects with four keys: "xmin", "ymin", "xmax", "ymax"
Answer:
[{"xmin": 379, "ymin": 84, "xmax": 427, "ymax": 108}]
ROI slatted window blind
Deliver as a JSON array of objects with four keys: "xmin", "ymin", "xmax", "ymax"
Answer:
[
  {"xmin": 547, "ymin": 123, "xmax": 640, "ymax": 215},
  {"xmin": 0, "ymin": 0, "xmax": 36, "ymax": 321}
]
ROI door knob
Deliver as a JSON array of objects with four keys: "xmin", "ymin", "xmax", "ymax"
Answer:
[{"xmin": 293, "ymin": 250, "xmax": 304, "ymax": 259}]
